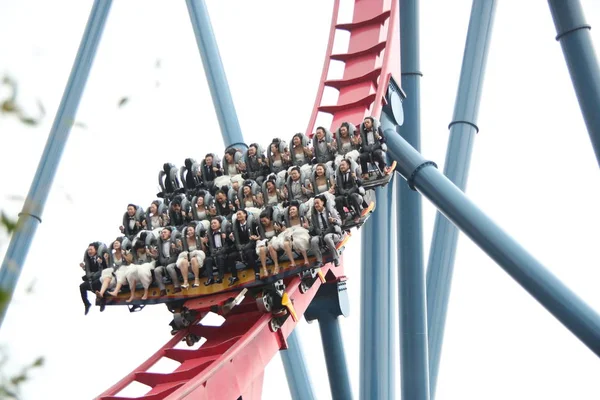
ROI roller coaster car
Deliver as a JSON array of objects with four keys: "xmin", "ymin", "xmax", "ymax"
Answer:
[{"xmin": 360, "ymin": 160, "xmax": 397, "ymax": 190}]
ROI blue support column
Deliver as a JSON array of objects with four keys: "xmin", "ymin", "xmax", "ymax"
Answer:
[
  {"xmin": 185, "ymin": 0, "xmax": 245, "ymax": 149},
  {"xmin": 359, "ymin": 184, "xmax": 395, "ymax": 400},
  {"xmin": 548, "ymin": 0, "xmax": 600, "ymax": 167},
  {"xmin": 0, "ymin": 0, "xmax": 112, "ymax": 327},
  {"xmin": 185, "ymin": 3, "xmax": 315, "ymax": 397},
  {"xmin": 426, "ymin": 1, "xmax": 496, "ymax": 398},
  {"xmin": 397, "ymin": 0, "xmax": 430, "ymax": 399},
  {"xmin": 386, "ymin": 133, "xmax": 600, "ymax": 357},
  {"xmin": 305, "ymin": 279, "xmax": 352, "ymax": 400},
  {"xmin": 280, "ymin": 330, "xmax": 316, "ymax": 400}
]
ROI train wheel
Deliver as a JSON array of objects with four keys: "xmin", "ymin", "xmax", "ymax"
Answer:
[{"xmin": 256, "ymin": 294, "xmax": 273, "ymax": 313}]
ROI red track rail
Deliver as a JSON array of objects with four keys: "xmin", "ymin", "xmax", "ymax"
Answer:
[{"xmin": 97, "ymin": 1, "xmax": 399, "ymax": 398}]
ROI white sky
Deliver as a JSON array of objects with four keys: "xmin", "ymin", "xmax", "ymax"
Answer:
[{"xmin": 1, "ymin": 0, "xmax": 600, "ymax": 399}]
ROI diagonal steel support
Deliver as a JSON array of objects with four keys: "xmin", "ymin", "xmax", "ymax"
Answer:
[
  {"xmin": 426, "ymin": 1, "xmax": 496, "ymax": 398},
  {"xmin": 386, "ymin": 131, "xmax": 600, "ymax": 357},
  {"xmin": 0, "ymin": 0, "xmax": 112, "ymax": 328},
  {"xmin": 548, "ymin": 0, "xmax": 600, "ymax": 168}
]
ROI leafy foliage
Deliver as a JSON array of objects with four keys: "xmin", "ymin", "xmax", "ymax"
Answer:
[
  {"xmin": 0, "ymin": 212, "xmax": 17, "ymax": 235},
  {"xmin": 0, "ymin": 353, "xmax": 44, "ymax": 399},
  {"xmin": 0, "ymin": 76, "xmax": 45, "ymax": 127}
]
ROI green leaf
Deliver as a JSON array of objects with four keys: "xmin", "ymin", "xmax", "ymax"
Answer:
[
  {"xmin": 117, "ymin": 97, "xmax": 129, "ymax": 108},
  {"xmin": 0, "ymin": 212, "xmax": 17, "ymax": 234},
  {"xmin": 18, "ymin": 116, "xmax": 39, "ymax": 126}
]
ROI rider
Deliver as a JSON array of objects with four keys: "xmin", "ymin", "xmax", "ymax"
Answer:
[
  {"xmin": 358, "ymin": 116, "xmax": 390, "ymax": 179},
  {"xmin": 309, "ymin": 195, "xmax": 342, "ymax": 267}
]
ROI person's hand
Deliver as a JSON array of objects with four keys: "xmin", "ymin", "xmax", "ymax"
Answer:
[{"xmin": 79, "ymin": 262, "xmax": 85, "ymax": 270}]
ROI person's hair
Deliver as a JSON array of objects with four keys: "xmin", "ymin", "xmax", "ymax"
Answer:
[{"xmin": 127, "ymin": 203, "xmax": 136, "ymax": 209}]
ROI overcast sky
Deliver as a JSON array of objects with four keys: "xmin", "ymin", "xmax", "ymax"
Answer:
[{"xmin": 1, "ymin": 1, "xmax": 600, "ymax": 399}]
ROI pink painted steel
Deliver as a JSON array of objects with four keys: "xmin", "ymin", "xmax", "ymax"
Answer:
[{"xmin": 97, "ymin": 0, "xmax": 401, "ymax": 398}]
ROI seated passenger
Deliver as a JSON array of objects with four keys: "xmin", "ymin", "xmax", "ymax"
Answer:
[
  {"xmin": 256, "ymin": 207, "xmax": 285, "ymax": 276},
  {"xmin": 239, "ymin": 180, "xmax": 263, "ymax": 209},
  {"xmin": 283, "ymin": 166, "xmax": 310, "ymax": 204},
  {"xmin": 153, "ymin": 227, "xmax": 182, "ymax": 296},
  {"xmin": 191, "ymin": 191, "xmax": 213, "ymax": 230},
  {"xmin": 279, "ymin": 201, "xmax": 311, "ymax": 267},
  {"xmin": 290, "ymin": 133, "xmax": 313, "ymax": 176},
  {"xmin": 243, "ymin": 143, "xmax": 269, "ymax": 185},
  {"xmin": 309, "ymin": 195, "xmax": 342, "ymax": 267},
  {"xmin": 229, "ymin": 209, "xmax": 260, "ymax": 284},
  {"xmin": 333, "ymin": 122, "xmax": 361, "ymax": 165},
  {"xmin": 262, "ymin": 176, "xmax": 285, "ymax": 207},
  {"xmin": 119, "ymin": 204, "xmax": 144, "ymax": 238},
  {"xmin": 176, "ymin": 224, "xmax": 206, "ymax": 289},
  {"xmin": 122, "ymin": 235, "xmax": 158, "ymax": 302},
  {"xmin": 214, "ymin": 189, "xmax": 234, "ymax": 218},
  {"xmin": 222, "ymin": 147, "xmax": 246, "ymax": 177},
  {"xmin": 79, "ymin": 242, "xmax": 108, "ymax": 315},
  {"xmin": 307, "ymin": 163, "xmax": 335, "ymax": 197},
  {"xmin": 267, "ymin": 138, "xmax": 292, "ymax": 181},
  {"xmin": 202, "ymin": 217, "xmax": 232, "ymax": 285},
  {"xmin": 358, "ymin": 116, "xmax": 393, "ymax": 179},
  {"xmin": 334, "ymin": 159, "xmax": 364, "ymax": 223},
  {"xmin": 167, "ymin": 197, "xmax": 191, "ymax": 231},
  {"xmin": 201, "ymin": 153, "xmax": 224, "ymax": 195},
  {"xmin": 312, "ymin": 126, "xmax": 336, "ymax": 167},
  {"xmin": 142, "ymin": 200, "xmax": 168, "ymax": 231},
  {"xmin": 97, "ymin": 237, "xmax": 131, "ymax": 308}
]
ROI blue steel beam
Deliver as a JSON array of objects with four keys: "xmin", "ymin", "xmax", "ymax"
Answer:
[
  {"xmin": 185, "ymin": 0, "xmax": 245, "ymax": 149},
  {"xmin": 386, "ymin": 133, "xmax": 600, "ymax": 357},
  {"xmin": 280, "ymin": 330, "xmax": 316, "ymax": 400},
  {"xmin": 548, "ymin": 0, "xmax": 600, "ymax": 167},
  {"xmin": 397, "ymin": 0, "xmax": 430, "ymax": 398},
  {"xmin": 185, "ymin": 2, "xmax": 314, "ymax": 397},
  {"xmin": 305, "ymin": 279, "xmax": 352, "ymax": 400},
  {"xmin": 359, "ymin": 184, "xmax": 395, "ymax": 400},
  {"xmin": 426, "ymin": 1, "xmax": 496, "ymax": 398},
  {"xmin": 0, "ymin": 0, "xmax": 112, "ymax": 327}
]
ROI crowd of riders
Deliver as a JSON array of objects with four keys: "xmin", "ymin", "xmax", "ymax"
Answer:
[{"xmin": 79, "ymin": 116, "xmax": 393, "ymax": 315}]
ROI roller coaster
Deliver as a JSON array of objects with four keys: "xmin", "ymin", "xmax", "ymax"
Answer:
[{"xmin": 2, "ymin": 0, "xmax": 600, "ymax": 399}]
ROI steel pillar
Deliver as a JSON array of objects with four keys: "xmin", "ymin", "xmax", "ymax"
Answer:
[
  {"xmin": 305, "ymin": 279, "xmax": 352, "ymax": 400},
  {"xmin": 386, "ymin": 132, "xmax": 600, "ymax": 357},
  {"xmin": 359, "ymin": 184, "xmax": 395, "ymax": 400},
  {"xmin": 0, "ymin": 0, "xmax": 112, "ymax": 327},
  {"xmin": 548, "ymin": 0, "xmax": 600, "ymax": 167},
  {"xmin": 397, "ymin": 0, "xmax": 430, "ymax": 398},
  {"xmin": 426, "ymin": 1, "xmax": 496, "ymax": 397},
  {"xmin": 280, "ymin": 330, "xmax": 316, "ymax": 400},
  {"xmin": 185, "ymin": 0, "xmax": 245, "ymax": 149},
  {"xmin": 185, "ymin": 2, "xmax": 313, "ymax": 396}
]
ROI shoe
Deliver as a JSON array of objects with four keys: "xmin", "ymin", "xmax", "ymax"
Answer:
[
  {"xmin": 181, "ymin": 283, "xmax": 189, "ymax": 289},
  {"xmin": 84, "ymin": 303, "xmax": 91, "ymax": 316},
  {"xmin": 173, "ymin": 287, "xmax": 182, "ymax": 293},
  {"xmin": 160, "ymin": 290, "xmax": 167, "ymax": 296},
  {"xmin": 228, "ymin": 276, "xmax": 240, "ymax": 286},
  {"xmin": 315, "ymin": 261, "xmax": 323, "ymax": 268},
  {"xmin": 215, "ymin": 278, "xmax": 223, "ymax": 284},
  {"xmin": 255, "ymin": 273, "xmax": 261, "ymax": 280},
  {"xmin": 204, "ymin": 278, "xmax": 214, "ymax": 286},
  {"xmin": 99, "ymin": 299, "xmax": 106, "ymax": 312},
  {"xmin": 333, "ymin": 259, "xmax": 340, "ymax": 267}
]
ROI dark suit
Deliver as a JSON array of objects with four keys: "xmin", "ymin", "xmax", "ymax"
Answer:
[
  {"xmin": 205, "ymin": 228, "xmax": 234, "ymax": 281},
  {"xmin": 79, "ymin": 244, "xmax": 108, "ymax": 307},
  {"xmin": 335, "ymin": 171, "xmax": 362, "ymax": 220},
  {"xmin": 154, "ymin": 236, "xmax": 181, "ymax": 290},
  {"xmin": 358, "ymin": 125, "xmax": 386, "ymax": 173},
  {"xmin": 230, "ymin": 220, "xmax": 259, "ymax": 277},
  {"xmin": 202, "ymin": 162, "xmax": 223, "ymax": 194},
  {"xmin": 309, "ymin": 206, "xmax": 342, "ymax": 263}
]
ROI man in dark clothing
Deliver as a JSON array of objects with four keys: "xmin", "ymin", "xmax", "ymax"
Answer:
[
  {"xmin": 201, "ymin": 153, "xmax": 223, "ymax": 195},
  {"xmin": 228, "ymin": 209, "xmax": 259, "ymax": 285},
  {"xmin": 120, "ymin": 204, "xmax": 143, "ymax": 238},
  {"xmin": 153, "ymin": 227, "xmax": 182, "ymax": 296},
  {"xmin": 79, "ymin": 242, "xmax": 108, "ymax": 315},
  {"xmin": 202, "ymin": 217, "xmax": 234, "ymax": 285},
  {"xmin": 358, "ymin": 116, "xmax": 390, "ymax": 178},
  {"xmin": 334, "ymin": 159, "xmax": 364, "ymax": 223},
  {"xmin": 244, "ymin": 144, "xmax": 268, "ymax": 185}
]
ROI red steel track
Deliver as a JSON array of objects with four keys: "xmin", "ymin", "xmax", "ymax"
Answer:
[{"xmin": 96, "ymin": 1, "xmax": 399, "ymax": 398}]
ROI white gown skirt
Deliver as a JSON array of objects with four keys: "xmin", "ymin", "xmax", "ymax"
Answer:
[
  {"xmin": 214, "ymin": 175, "xmax": 232, "ymax": 189},
  {"xmin": 176, "ymin": 250, "xmax": 206, "ymax": 268},
  {"xmin": 256, "ymin": 234, "xmax": 285, "ymax": 255},
  {"xmin": 282, "ymin": 226, "xmax": 310, "ymax": 252},
  {"xmin": 100, "ymin": 268, "xmax": 116, "ymax": 288},
  {"xmin": 126, "ymin": 260, "xmax": 156, "ymax": 289}
]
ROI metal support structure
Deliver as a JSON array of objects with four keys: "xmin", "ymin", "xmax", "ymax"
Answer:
[
  {"xmin": 397, "ymin": 0, "xmax": 430, "ymax": 398},
  {"xmin": 185, "ymin": 0, "xmax": 245, "ymax": 149},
  {"xmin": 305, "ymin": 279, "xmax": 352, "ymax": 400},
  {"xmin": 280, "ymin": 330, "xmax": 316, "ymax": 400},
  {"xmin": 359, "ymin": 184, "xmax": 395, "ymax": 400},
  {"xmin": 185, "ymin": 2, "xmax": 313, "ymax": 396},
  {"xmin": 0, "ymin": 0, "xmax": 112, "ymax": 327},
  {"xmin": 548, "ymin": 0, "xmax": 600, "ymax": 167},
  {"xmin": 386, "ymin": 132, "xmax": 600, "ymax": 357},
  {"xmin": 426, "ymin": 1, "xmax": 496, "ymax": 397}
]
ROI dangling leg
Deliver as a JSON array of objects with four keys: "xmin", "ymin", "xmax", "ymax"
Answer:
[
  {"xmin": 107, "ymin": 282, "xmax": 122, "ymax": 297},
  {"xmin": 179, "ymin": 258, "xmax": 190, "ymax": 288},
  {"xmin": 259, "ymin": 246, "xmax": 269, "ymax": 278},
  {"xmin": 97, "ymin": 277, "xmax": 112, "ymax": 298},
  {"xmin": 191, "ymin": 256, "xmax": 201, "ymax": 287},
  {"xmin": 283, "ymin": 241, "xmax": 296, "ymax": 267},
  {"xmin": 300, "ymin": 249, "xmax": 309, "ymax": 266},
  {"xmin": 269, "ymin": 245, "xmax": 280, "ymax": 274},
  {"xmin": 126, "ymin": 277, "xmax": 137, "ymax": 302}
]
